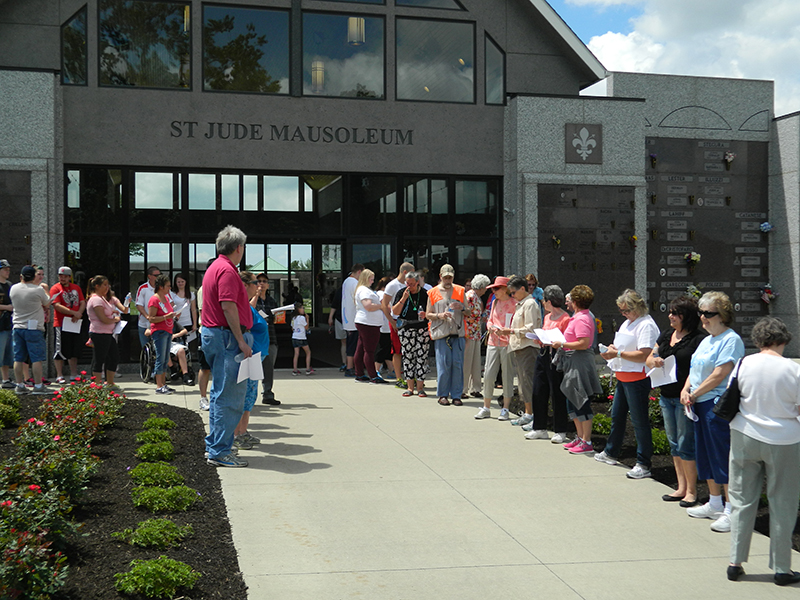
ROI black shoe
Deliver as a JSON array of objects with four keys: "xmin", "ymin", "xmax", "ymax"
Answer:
[
  {"xmin": 662, "ymin": 494, "xmax": 685, "ymax": 502},
  {"xmin": 262, "ymin": 397, "xmax": 281, "ymax": 405},
  {"xmin": 679, "ymin": 499, "xmax": 700, "ymax": 508},
  {"xmin": 182, "ymin": 373, "xmax": 195, "ymax": 386},
  {"xmin": 344, "ymin": 368, "xmax": 356, "ymax": 377},
  {"xmin": 727, "ymin": 565, "xmax": 745, "ymax": 581},
  {"xmin": 355, "ymin": 375, "xmax": 370, "ymax": 382},
  {"xmin": 775, "ymin": 571, "xmax": 800, "ymax": 586}
]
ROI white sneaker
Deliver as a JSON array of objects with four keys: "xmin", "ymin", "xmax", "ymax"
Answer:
[
  {"xmin": 687, "ymin": 501, "xmax": 724, "ymax": 520},
  {"xmin": 510, "ymin": 414, "xmax": 533, "ymax": 426},
  {"xmin": 710, "ymin": 513, "xmax": 731, "ymax": 533},
  {"xmin": 594, "ymin": 450, "xmax": 619, "ymax": 466},
  {"xmin": 497, "ymin": 408, "xmax": 510, "ymax": 421},
  {"xmin": 626, "ymin": 463, "xmax": 651, "ymax": 479},
  {"xmin": 524, "ymin": 429, "xmax": 550, "ymax": 440},
  {"xmin": 199, "ymin": 397, "xmax": 210, "ymax": 411},
  {"xmin": 521, "ymin": 422, "xmax": 534, "ymax": 432},
  {"xmin": 474, "ymin": 407, "xmax": 491, "ymax": 419},
  {"xmin": 550, "ymin": 432, "xmax": 570, "ymax": 444},
  {"xmin": 14, "ymin": 383, "xmax": 27, "ymax": 395}
]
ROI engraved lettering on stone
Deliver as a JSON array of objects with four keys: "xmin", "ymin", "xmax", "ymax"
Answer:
[
  {"xmin": 667, "ymin": 232, "xmax": 688, "ymax": 241},
  {"xmin": 741, "ymin": 233, "xmax": 761, "ymax": 243},
  {"xmin": 667, "ymin": 268, "xmax": 688, "ymax": 277},
  {"xmin": 667, "ymin": 220, "xmax": 688, "ymax": 230}
]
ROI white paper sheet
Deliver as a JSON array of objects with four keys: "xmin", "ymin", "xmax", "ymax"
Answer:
[
  {"xmin": 62, "ymin": 318, "xmax": 83, "ymax": 334},
  {"xmin": 528, "ymin": 327, "xmax": 566, "ymax": 345},
  {"xmin": 646, "ymin": 355, "xmax": 678, "ymax": 387},
  {"xmin": 237, "ymin": 352, "xmax": 264, "ymax": 383},
  {"xmin": 273, "ymin": 304, "xmax": 295, "ymax": 313},
  {"xmin": 186, "ymin": 330, "xmax": 197, "ymax": 343},
  {"xmin": 113, "ymin": 320, "xmax": 127, "ymax": 335},
  {"xmin": 685, "ymin": 404, "xmax": 699, "ymax": 422}
]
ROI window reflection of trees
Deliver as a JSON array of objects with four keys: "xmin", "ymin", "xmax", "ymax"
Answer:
[
  {"xmin": 99, "ymin": 0, "xmax": 191, "ymax": 88},
  {"xmin": 203, "ymin": 7, "xmax": 288, "ymax": 94},
  {"xmin": 61, "ymin": 8, "xmax": 87, "ymax": 85}
]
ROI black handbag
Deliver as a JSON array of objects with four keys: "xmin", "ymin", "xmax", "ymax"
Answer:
[{"xmin": 712, "ymin": 359, "xmax": 743, "ymax": 422}]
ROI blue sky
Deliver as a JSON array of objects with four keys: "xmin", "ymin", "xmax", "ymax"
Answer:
[{"xmin": 548, "ymin": 0, "xmax": 637, "ymax": 43}]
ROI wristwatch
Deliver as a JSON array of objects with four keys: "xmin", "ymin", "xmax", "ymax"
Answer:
[{"xmin": 617, "ymin": 350, "xmax": 622, "ymax": 359}]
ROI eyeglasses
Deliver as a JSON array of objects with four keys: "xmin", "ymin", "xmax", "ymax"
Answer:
[
  {"xmin": 257, "ymin": 279, "xmax": 268, "ymax": 283},
  {"xmin": 246, "ymin": 280, "xmax": 258, "ymax": 286},
  {"xmin": 619, "ymin": 308, "xmax": 632, "ymax": 315},
  {"xmin": 698, "ymin": 310, "xmax": 719, "ymax": 318}
]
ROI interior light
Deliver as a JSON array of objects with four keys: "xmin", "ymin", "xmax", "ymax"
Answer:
[
  {"xmin": 347, "ymin": 17, "xmax": 365, "ymax": 46},
  {"xmin": 312, "ymin": 61, "xmax": 324, "ymax": 92}
]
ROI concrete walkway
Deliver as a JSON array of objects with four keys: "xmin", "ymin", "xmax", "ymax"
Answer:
[{"xmin": 123, "ymin": 369, "xmax": 799, "ymax": 600}]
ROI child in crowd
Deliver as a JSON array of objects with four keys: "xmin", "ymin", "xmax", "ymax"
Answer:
[{"xmin": 291, "ymin": 301, "xmax": 314, "ymax": 376}]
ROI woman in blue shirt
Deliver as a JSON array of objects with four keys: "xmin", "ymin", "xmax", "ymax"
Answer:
[{"xmin": 680, "ymin": 292, "xmax": 745, "ymax": 534}]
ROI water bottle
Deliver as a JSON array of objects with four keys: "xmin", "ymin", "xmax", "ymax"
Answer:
[{"xmin": 124, "ymin": 292, "xmax": 131, "ymax": 308}]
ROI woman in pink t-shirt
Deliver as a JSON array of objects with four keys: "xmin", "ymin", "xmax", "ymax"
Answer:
[
  {"xmin": 147, "ymin": 274, "xmax": 176, "ymax": 395},
  {"xmin": 552, "ymin": 285, "xmax": 602, "ymax": 454},
  {"xmin": 87, "ymin": 275, "xmax": 122, "ymax": 386},
  {"xmin": 474, "ymin": 276, "xmax": 517, "ymax": 421}
]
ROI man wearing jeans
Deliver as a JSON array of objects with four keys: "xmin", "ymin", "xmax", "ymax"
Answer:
[
  {"xmin": 426, "ymin": 264, "xmax": 466, "ymax": 405},
  {"xmin": 10, "ymin": 265, "xmax": 51, "ymax": 395},
  {"xmin": 201, "ymin": 226, "xmax": 253, "ymax": 468}
]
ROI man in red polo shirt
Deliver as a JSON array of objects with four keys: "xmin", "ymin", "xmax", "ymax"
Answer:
[
  {"xmin": 50, "ymin": 266, "xmax": 85, "ymax": 383},
  {"xmin": 201, "ymin": 225, "xmax": 253, "ymax": 468}
]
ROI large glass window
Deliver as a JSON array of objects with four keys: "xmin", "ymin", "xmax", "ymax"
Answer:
[
  {"xmin": 203, "ymin": 5, "xmax": 289, "ymax": 94},
  {"xmin": 396, "ymin": 0, "xmax": 464, "ymax": 9},
  {"xmin": 188, "ymin": 173, "xmax": 216, "ymax": 210},
  {"xmin": 455, "ymin": 180, "xmax": 497, "ymax": 236},
  {"xmin": 485, "ymin": 34, "xmax": 504, "ymax": 105},
  {"xmin": 303, "ymin": 12, "xmax": 385, "ymax": 99},
  {"xmin": 349, "ymin": 176, "xmax": 397, "ymax": 235},
  {"xmin": 99, "ymin": 0, "xmax": 191, "ymax": 88},
  {"xmin": 404, "ymin": 177, "xmax": 448, "ymax": 236},
  {"xmin": 62, "ymin": 6, "xmax": 88, "ymax": 85},
  {"xmin": 396, "ymin": 18, "xmax": 474, "ymax": 103},
  {"xmin": 264, "ymin": 176, "xmax": 299, "ymax": 211},
  {"xmin": 304, "ymin": 175, "xmax": 343, "ymax": 235},
  {"xmin": 134, "ymin": 172, "xmax": 175, "ymax": 209}
]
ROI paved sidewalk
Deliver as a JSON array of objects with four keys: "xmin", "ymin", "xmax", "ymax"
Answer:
[{"xmin": 125, "ymin": 369, "xmax": 798, "ymax": 600}]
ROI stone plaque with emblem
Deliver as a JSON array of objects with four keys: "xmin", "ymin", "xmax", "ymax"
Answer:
[{"xmin": 565, "ymin": 124, "xmax": 603, "ymax": 165}]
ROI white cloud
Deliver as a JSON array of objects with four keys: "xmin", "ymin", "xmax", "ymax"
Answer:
[{"xmin": 578, "ymin": 0, "xmax": 800, "ymax": 115}]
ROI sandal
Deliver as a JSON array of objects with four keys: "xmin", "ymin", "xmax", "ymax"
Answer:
[
  {"xmin": 418, "ymin": 391, "xmax": 427, "ymax": 398},
  {"xmin": 402, "ymin": 390, "xmax": 413, "ymax": 397},
  {"xmin": 452, "ymin": 398, "xmax": 463, "ymax": 406},
  {"xmin": 438, "ymin": 396, "xmax": 450, "ymax": 406}
]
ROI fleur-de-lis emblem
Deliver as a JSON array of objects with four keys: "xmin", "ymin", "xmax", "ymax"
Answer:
[{"xmin": 572, "ymin": 127, "xmax": 596, "ymax": 161}]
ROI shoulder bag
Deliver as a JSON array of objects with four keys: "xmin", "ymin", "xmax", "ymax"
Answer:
[{"xmin": 712, "ymin": 358, "xmax": 743, "ymax": 422}]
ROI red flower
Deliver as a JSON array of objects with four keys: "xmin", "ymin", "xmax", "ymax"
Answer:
[
  {"xmin": 80, "ymin": 370, "xmax": 87, "ymax": 375},
  {"xmin": 28, "ymin": 484, "xmax": 41, "ymax": 493}
]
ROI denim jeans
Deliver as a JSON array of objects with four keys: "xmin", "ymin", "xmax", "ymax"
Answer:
[
  {"xmin": 202, "ymin": 327, "xmax": 252, "ymax": 459},
  {"xmin": 151, "ymin": 330, "xmax": 171, "ymax": 375},
  {"xmin": 604, "ymin": 377, "xmax": 653, "ymax": 469},
  {"xmin": 434, "ymin": 336, "xmax": 465, "ymax": 399},
  {"xmin": 0, "ymin": 329, "xmax": 13, "ymax": 367},
  {"xmin": 660, "ymin": 395, "xmax": 695, "ymax": 460}
]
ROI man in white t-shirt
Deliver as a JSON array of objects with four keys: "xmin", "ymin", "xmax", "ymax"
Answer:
[
  {"xmin": 382, "ymin": 262, "xmax": 414, "ymax": 386},
  {"xmin": 340, "ymin": 263, "xmax": 364, "ymax": 377},
  {"xmin": 135, "ymin": 266, "xmax": 161, "ymax": 348},
  {"xmin": 10, "ymin": 266, "xmax": 51, "ymax": 395}
]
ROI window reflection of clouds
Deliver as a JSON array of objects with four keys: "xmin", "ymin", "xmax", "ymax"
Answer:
[
  {"xmin": 397, "ymin": 19, "xmax": 473, "ymax": 103},
  {"xmin": 193, "ymin": 243, "xmax": 216, "ymax": 269},
  {"xmin": 485, "ymin": 35, "xmax": 504, "ymax": 105},
  {"xmin": 189, "ymin": 173, "xmax": 216, "ymax": 210},
  {"xmin": 303, "ymin": 13, "xmax": 384, "ymax": 99},
  {"xmin": 263, "ymin": 176, "xmax": 299, "ymax": 211},
  {"xmin": 147, "ymin": 243, "xmax": 171, "ymax": 265},
  {"xmin": 397, "ymin": 0, "xmax": 464, "ymax": 8},
  {"xmin": 134, "ymin": 172, "xmax": 173, "ymax": 209},
  {"xmin": 221, "ymin": 174, "xmax": 239, "ymax": 210},
  {"xmin": 268, "ymin": 245, "xmax": 289, "ymax": 270},
  {"xmin": 67, "ymin": 171, "xmax": 80, "ymax": 208},
  {"xmin": 244, "ymin": 175, "xmax": 258, "ymax": 211}
]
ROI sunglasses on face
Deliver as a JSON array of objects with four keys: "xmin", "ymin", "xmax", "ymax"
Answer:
[
  {"xmin": 668, "ymin": 310, "xmax": 681, "ymax": 316},
  {"xmin": 698, "ymin": 310, "xmax": 719, "ymax": 318}
]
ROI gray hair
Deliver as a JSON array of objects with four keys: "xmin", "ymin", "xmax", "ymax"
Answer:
[
  {"xmin": 543, "ymin": 285, "xmax": 565, "ymax": 308},
  {"xmin": 699, "ymin": 291, "xmax": 734, "ymax": 325},
  {"xmin": 216, "ymin": 225, "xmax": 247, "ymax": 256},
  {"xmin": 406, "ymin": 271, "xmax": 421, "ymax": 281},
  {"xmin": 471, "ymin": 274, "xmax": 490, "ymax": 290},
  {"xmin": 751, "ymin": 316, "xmax": 792, "ymax": 348}
]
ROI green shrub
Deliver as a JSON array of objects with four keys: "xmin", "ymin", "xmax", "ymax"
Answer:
[
  {"xmin": 112, "ymin": 518, "xmax": 194, "ymax": 549},
  {"xmin": 651, "ymin": 427, "xmax": 671, "ymax": 455},
  {"xmin": 0, "ymin": 389, "xmax": 20, "ymax": 410},
  {"xmin": 592, "ymin": 413, "xmax": 612, "ymax": 435},
  {"xmin": 0, "ymin": 528, "xmax": 69, "ymax": 600},
  {"xmin": 132, "ymin": 485, "xmax": 201, "ymax": 512},
  {"xmin": 143, "ymin": 414, "xmax": 176, "ymax": 430},
  {"xmin": 0, "ymin": 484, "xmax": 77, "ymax": 547},
  {"xmin": 648, "ymin": 389, "xmax": 664, "ymax": 427},
  {"xmin": 129, "ymin": 462, "xmax": 184, "ymax": 487},
  {"xmin": 136, "ymin": 429, "xmax": 172, "ymax": 445},
  {"xmin": 114, "ymin": 556, "xmax": 201, "ymax": 599},
  {"xmin": 0, "ymin": 402, "xmax": 19, "ymax": 428},
  {"xmin": 136, "ymin": 441, "xmax": 175, "ymax": 462},
  {"xmin": 3, "ymin": 447, "xmax": 100, "ymax": 504}
]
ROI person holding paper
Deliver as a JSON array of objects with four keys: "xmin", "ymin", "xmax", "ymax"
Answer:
[
  {"xmin": 148, "ymin": 274, "xmax": 177, "ymax": 395},
  {"xmin": 474, "ymin": 276, "xmax": 516, "ymax": 420},
  {"xmin": 50, "ymin": 266, "xmax": 86, "ymax": 384},
  {"xmin": 233, "ymin": 271, "xmax": 268, "ymax": 451},
  {"xmin": 427, "ymin": 264, "xmax": 466, "ymax": 406},
  {"xmin": 170, "ymin": 274, "xmax": 197, "ymax": 335},
  {"xmin": 10, "ymin": 265, "xmax": 51, "ymax": 395},
  {"xmin": 504, "ymin": 276, "xmax": 541, "ymax": 426},
  {"xmin": 645, "ymin": 296, "xmax": 706, "ymax": 506},
  {"xmin": 552, "ymin": 285, "xmax": 601, "ymax": 454},
  {"xmin": 681, "ymin": 292, "xmax": 744, "ymax": 533},
  {"xmin": 595, "ymin": 289, "xmax": 660, "ymax": 479},
  {"xmin": 526, "ymin": 285, "xmax": 571, "ymax": 442},
  {"xmin": 462, "ymin": 274, "xmax": 489, "ymax": 399},
  {"xmin": 391, "ymin": 271, "xmax": 430, "ymax": 397},
  {"xmin": 86, "ymin": 275, "xmax": 122, "ymax": 389}
]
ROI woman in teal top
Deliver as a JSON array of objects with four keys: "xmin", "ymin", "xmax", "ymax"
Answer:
[{"xmin": 681, "ymin": 292, "xmax": 744, "ymax": 534}]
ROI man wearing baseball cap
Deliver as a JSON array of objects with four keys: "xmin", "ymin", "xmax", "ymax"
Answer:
[
  {"xmin": 426, "ymin": 264, "xmax": 467, "ymax": 406},
  {"xmin": 0, "ymin": 260, "xmax": 14, "ymax": 388},
  {"xmin": 9, "ymin": 265, "xmax": 51, "ymax": 395},
  {"xmin": 50, "ymin": 266, "xmax": 86, "ymax": 383}
]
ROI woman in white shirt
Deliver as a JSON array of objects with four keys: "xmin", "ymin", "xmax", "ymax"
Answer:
[
  {"xmin": 597, "ymin": 289, "xmax": 660, "ymax": 480},
  {"xmin": 726, "ymin": 317, "xmax": 800, "ymax": 586},
  {"xmin": 354, "ymin": 269, "xmax": 387, "ymax": 384}
]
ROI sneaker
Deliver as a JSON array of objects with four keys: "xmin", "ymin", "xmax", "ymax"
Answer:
[
  {"xmin": 474, "ymin": 407, "xmax": 491, "ymax": 419},
  {"xmin": 292, "ymin": 370, "xmax": 301, "ymax": 376},
  {"xmin": 550, "ymin": 432, "xmax": 570, "ymax": 444},
  {"xmin": 14, "ymin": 383, "xmax": 27, "ymax": 395},
  {"xmin": 594, "ymin": 451, "xmax": 619, "ymax": 466},
  {"xmin": 24, "ymin": 378, "xmax": 34, "ymax": 388},
  {"xmin": 497, "ymin": 408, "xmax": 510, "ymax": 421},
  {"xmin": 687, "ymin": 502, "xmax": 724, "ymax": 520},
  {"xmin": 199, "ymin": 397, "xmax": 210, "ymax": 411},
  {"xmin": 344, "ymin": 368, "xmax": 356, "ymax": 377},
  {"xmin": 241, "ymin": 432, "xmax": 261, "ymax": 444},
  {"xmin": 32, "ymin": 384, "xmax": 50, "ymax": 396},
  {"xmin": 55, "ymin": 376, "xmax": 67, "ymax": 385},
  {"xmin": 207, "ymin": 453, "xmax": 248, "ymax": 468},
  {"xmin": 339, "ymin": 364, "xmax": 347, "ymax": 372},
  {"xmin": 233, "ymin": 435, "xmax": 253, "ymax": 450},
  {"xmin": 306, "ymin": 369, "xmax": 316, "ymax": 376},
  {"xmin": 1, "ymin": 380, "xmax": 14, "ymax": 389},
  {"xmin": 262, "ymin": 397, "xmax": 281, "ymax": 405},
  {"xmin": 524, "ymin": 429, "xmax": 550, "ymax": 440},
  {"xmin": 563, "ymin": 437, "xmax": 582, "ymax": 449},
  {"xmin": 182, "ymin": 373, "xmax": 195, "ymax": 385},
  {"xmin": 626, "ymin": 463, "xmax": 651, "ymax": 479},
  {"xmin": 510, "ymin": 414, "xmax": 533, "ymax": 426},
  {"xmin": 355, "ymin": 375, "xmax": 371, "ymax": 382},
  {"xmin": 370, "ymin": 377, "xmax": 388, "ymax": 384},
  {"xmin": 710, "ymin": 513, "xmax": 731, "ymax": 533},
  {"xmin": 165, "ymin": 386, "xmax": 176, "ymax": 393},
  {"xmin": 569, "ymin": 440, "xmax": 594, "ymax": 454},
  {"xmin": 155, "ymin": 386, "xmax": 174, "ymax": 395},
  {"xmin": 521, "ymin": 422, "xmax": 534, "ymax": 432}
]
